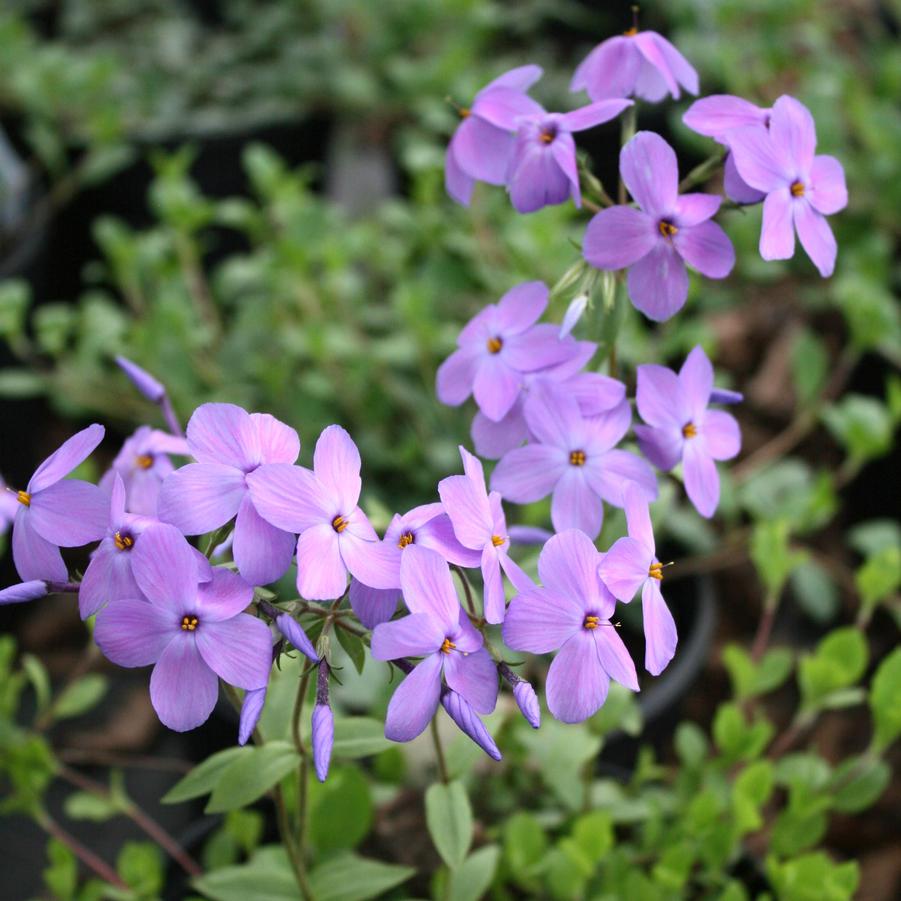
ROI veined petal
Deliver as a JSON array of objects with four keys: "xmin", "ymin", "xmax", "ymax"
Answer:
[
  {"xmin": 452, "ymin": 115, "xmax": 515, "ymax": 185},
  {"xmin": 481, "ymin": 64, "xmax": 543, "ymax": 95},
  {"xmin": 384, "ymin": 653, "xmax": 443, "ymax": 742},
  {"xmin": 250, "ymin": 413, "xmax": 300, "ymax": 465},
  {"xmin": 572, "ymin": 36, "xmax": 641, "ymax": 100},
  {"xmin": 445, "ymin": 142, "xmax": 474, "ymax": 206},
  {"xmin": 768, "ymin": 95, "xmax": 816, "ymax": 175},
  {"xmin": 371, "ymin": 612, "xmax": 444, "ymax": 661},
  {"xmin": 808, "ymin": 155, "xmax": 847, "ymax": 215},
  {"xmin": 683, "ymin": 94, "xmax": 768, "ymax": 137},
  {"xmin": 620, "ymin": 131, "xmax": 678, "ymax": 218},
  {"xmin": 157, "ymin": 463, "xmax": 246, "ymax": 535},
  {"xmin": 502, "ymin": 587, "xmax": 581, "ymax": 653},
  {"xmin": 551, "ymin": 467, "xmax": 603, "ymax": 539},
  {"xmin": 636, "ymin": 364, "xmax": 687, "ymax": 428},
  {"xmin": 416, "ymin": 513, "xmax": 483, "ymax": 568},
  {"xmin": 12, "ymin": 508, "xmax": 67, "ymax": 582},
  {"xmin": 481, "ymin": 544, "xmax": 506, "ymax": 624},
  {"xmin": 627, "ymin": 241, "xmax": 689, "ymax": 321},
  {"xmin": 760, "ymin": 188, "xmax": 796, "ymax": 261},
  {"xmin": 349, "ymin": 579, "xmax": 401, "ymax": 630},
  {"xmin": 131, "ymin": 523, "xmax": 199, "ymax": 613},
  {"xmin": 522, "ymin": 379, "xmax": 584, "ymax": 449},
  {"xmin": 29, "ymin": 424, "xmax": 105, "ymax": 494},
  {"xmin": 437, "ymin": 475, "xmax": 492, "ymax": 550},
  {"xmin": 150, "ymin": 636, "xmax": 219, "ymax": 732},
  {"xmin": 700, "ymin": 410, "xmax": 741, "ymax": 461},
  {"xmin": 679, "ymin": 345, "xmax": 714, "ymax": 421},
  {"xmin": 27, "ymin": 480, "xmax": 108, "ymax": 546},
  {"xmin": 94, "ymin": 599, "xmax": 174, "ymax": 667},
  {"xmin": 400, "ymin": 545, "xmax": 461, "ymax": 631},
  {"xmin": 633, "ymin": 32, "xmax": 680, "ymax": 98},
  {"xmin": 651, "ymin": 32, "xmax": 699, "ymax": 97},
  {"xmin": 793, "ymin": 201, "xmax": 837, "ymax": 278},
  {"xmin": 583, "ymin": 206, "xmax": 657, "ymax": 270},
  {"xmin": 444, "ymin": 647, "xmax": 498, "ymax": 714},
  {"xmin": 507, "ymin": 140, "xmax": 573, "ymax": 213},
  {"xmin": 436, "ymin": 348, "xmax": 478, "ymax": 406},
  {"xmin": 595, "ymin": 628, "xmax": 640, "ymax": 691},
  {"xmin": 195, "ymin": 568, "xmax": 254, "ymax": 622},
  {"xmin": 598, "ymin": 537, "xmax": 651, "ymax": 602},
  {"xmin": 560, "ymin": 99, "xmax": 632, "ymax": 132},
  {"xmin": 675, "ymin": 220, "xmax": 735, "ymax": 279},
  {"xmin": 623, "ymin": 483, "xmax": 655, "ymax": 553},
  {"xmin": 683, "ymin": 441, "xmax": 720, "ymax": 518},
  {"xmin": 724, "ymin": 152, "xmax": 766, "ymax": 204},
  {"xmin": 587, "ymin": 449, "xmax": 657, "ymax": 508},
  {"xmin": 490, "ymin": 443, "xmax": 565, "ymax": 503},
  {"xmin": 79, "ymin": 544, "xmax": 142, "ymax": 619},
  {"xmin": 197, "ymin": 614, "xmax": 274, "ymax": 690},
  {"xmin": 473, "ymin": 355, "xmax": 522, "ymax": 422},
  {"xmin": 537, "ymin": 529, "xmax": 603, "ymax": 611},
  {"xmin": 313, "ymin": 425, "xmax": 362, "ymax": 515},
  {"xmin": 472, "ymin": 88, "xmax": 544, "ymax": 131},
  {"xmin": 232, "ymin": 496, "xmax": 296, "ymax": 587},
  {"xmin": 187, "ymin": 403, "xmax": 259, "ymax": 470},
  {"xmin": 503, "ymin": 323, "xmax": 577, "ymax": 373},
  {"xmin": 246, "ymin": 464, "xmax": 330, "ymax": 533},
  {"xmin": 341, "ymin": 532, "xmax": 399, "ymax": 590},
  {"xmin": 729, "ymin": 125, "xmax": 788, "ymax": 193},
  {"xmin": 635, "ymin": 423, "xmax": 684, "ymax": 472},
  {"xmin": 546, "ymin": 632, "xmax": 610, "ymax": 723},
  {"xmin": 471, "ymin": 405, "xmax": 528, "ymax": 460},
  {"xmin": 674, "ymin": 193, "xmax": 721, "ymax": 227},
  {"xmin": 642, "ymin": 580, "xmax": 677, "ymax": 675},
  {"xmin": 296, "ymin": 524, "xmax": 347, "ymax": 600}
]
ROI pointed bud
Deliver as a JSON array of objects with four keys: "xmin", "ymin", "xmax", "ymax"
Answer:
[
  {"xmin": 311, "ymin": 661, "xmax": 333, "ymax": 781},
  {"xmin": 115, "ymin": 356, "xmax": 166, "ymax": 404},
  {"xmin": 276, "ymin": 614, "xmax": 319, "ymax": 663},
  {"xmin": 710, "ymin": 387, "xmax": 743, "ymax": 405},
  {"xmin": 0, "ymin": 581, "xmax": 48, "ymax": 605},
  {"xmin": 513, "ymin": 681, "xmax": 541, "ymax": 729},
  {"xmin": 238, "ymin": 687, "xmax": 266, "ymax": 745},
  {"xmin": 560, "ymin": 293, "xmax": 589, "ymax": 338},
  {"xmin": 440, "ymin": 688, "xmax": 501, "ymax": 761},
  {"xmin": 507, "ymin": 525, "xmax": 553, "ymax": 547}
]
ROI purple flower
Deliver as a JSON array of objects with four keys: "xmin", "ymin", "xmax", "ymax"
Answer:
[
  {"xmin": 94, "ymin": 523, "xmax": 272, "ymax": 732},
  {"xmin": 100, "ymin": 426, "xmax": 188, "ymax": 517},
  {"xmin": 438, "ymin": 447, "xmax": 532, "ymax": 623},
  {"xmin": 584, "ymin": 131, "xmax": 735, "ymax": 321},
  {"xmin": 79, "ymin": 474, "xmax": 153, "ymax": 619},
  {"xmin": 349, "ymin": 502, "xmax": 480, "ymax": 629},
  {"xmin": 0, "ymin": 581, "xmax": 49, "ymax": 606},
  {"xmin": 506, "ymin": 100, "xmax": 633, "ymax": 213},
  {"xmin": 571, "ymin": 29, "xmax": 698, "ymax": 103},
  {"xmin": 728, "ymin": 95, "xmax": 848, "ymax": 277},
  {"xmin": 682, "ymin": 94, "xmax": 771, "ymax": 204},
  {"xmin": 247, "ymin": 425, "xmax": 395, "ymax": 600},
  {"xmin": 446, "ymin": 65, "xmax": 544, "ymax": 206},
  {"xmin": 115, "ymin": 356, "xmax": 166, "ymax": 404},
  {"xmin": 599, "ymin": 486, "xmax": 677, "ymax": 675},
  {"xmin": 499, "ymin": 663, "xmax": 540, "ymax": 729},
  {"xmin": 371, "ymin": 546, "xmax": 498, "ymax": 742},
  {"xmin": 436, "ymin": 281, "xmax": 576, "ymax": 422},
  {"xmin": 490, "ymin": 381, "xmax": 656, "ymax": 540},
  {"xmin": 159, "ymin": 404, "xmax": 299, "ymax": 587},
  {"xmin": 238, "ymin": 687, "xmax": 266, "ymax": 745},
  {"xmin": 503, "ymin": 530, "xmax": 639, "ymax": 723},
  {"xmin": 440, "ymin": 687, "xmax": 501, "ymax": 760},
  {"xmin": 275, "ymin": 613, "xmax": 319, "ymax": 663},
  {"xmin": 11, "ymin": 424, "xmax": 108, "ymax": 582},
  {"xmin": 312, "ymin": 662, "xmax": 333, "ymax": 782},
  {"xmin": 634, "ymin": 346, "xmax": 741, "ymax": 518}
]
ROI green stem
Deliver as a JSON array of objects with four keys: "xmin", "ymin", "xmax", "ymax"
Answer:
[
  {"xmin": 430, "ymin": 717, "xmax": 450, "ymax": 784},
  {"xmin": 678, "ymin": 148, "xmax": 726, "ymax": 192},
  {"xmin": 618, "ymin": 105, "xmax": 638, "ymax": 204},
  {"xmin": 275, "ymin": 785, "xmax": 315, "ymax": 900},
  {"xmin": 292, "ymin": 669, "xmax": 312, "ymax": 854},
  {"xmin": 451, "ymin": 564, "xmax": 478, "ymax": 619}
]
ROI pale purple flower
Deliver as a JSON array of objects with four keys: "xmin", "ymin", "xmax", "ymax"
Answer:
[
  {"xmin": 584, "ymin": 131, "xmax": 735, "ymax": 321},
  {"xmin": 247, "ymin": 425, "xmax": 396, "ymax": 600},
  {"xmin": 0, "ymin": 581, "xmax": 49, "ymax": 606},
  {"xmin": 100, "ymin": 426, "xmax": 188, "ymax": 517},
  {"xmin": 571, "ymin": 29, "xmax": 698, "ymax": 103},
  {"xmin": 490, "ymin": 381, "xmax": 656, "ymax": 540},
  {"xmin": 312, "ymin": 662, "xmax": 333, "ymax": 782},
  {"xmin": 599, "ymin": 485, "xmax": 677, "ymax": 676},
  {"xmin": 438, "ymin": 447, "xmax": 532, "ymax": 623},
  {"xmin": 728, "ymin": 95, "xmax": 848, "ymax": 277},
  {"xmin": 506, "ymin": 100, "xmax": 633, "ymax": 213},
  {"xmin": 94, "ymin": 523, "xmax": 271, "ymax": 732},
  {"xmin": 634, "ymin": 346, "xmax": 741, "ymax": 518},
  {"xmin": 446, "ymin": 65, "xmax": 544, "ymax": 206},
  {"xmin": 503, "ymin": 530, "xmax": 639, "ymax": 723},
  {"xmin": 349, "ymin": 502, "xmax": 480, "ymax": 629},
  {"xmin": 436, "ymin": 281, "xmax": 575, "ymax": 422},
  {"xmin": 371, "ymin": 546, "xmax": 498, "ymax": 742},
  {"xmin": 159, "ymin": 404, "xmax": 299, "ymax": 587},
  {"xmin": 238, "ymin": 687, "xmax": 266, "ymax": 745},
  {"xmin": 682, "ymin": 94, "xmax": 771, "ymax": 204},
  {"xmin": 11, "ymin": 424, "xmax": 107, "ymax": 582}
]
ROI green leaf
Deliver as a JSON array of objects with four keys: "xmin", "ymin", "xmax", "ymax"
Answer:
[
  {"xmin": 822, "ymin": 394, "xmax": 893, "ymax": 462},
  {"xmin": 791, "ymin": 329, "xmax": 828, "ymax": 406},
  {"xmin": 790, "ymin": 560, "xmax": 840, "ymax": 624},
  {"xmin": 162, "ymin": 747, "xmax": 247, "ymax": 804},
  {"xmin": 652, "ymin": 841, "xmax": 695, "ymax": 891},
  {"xmin": 307, "ymin": 765, "xmax": 373, "ymax": 852},
  {"xmin": 448, "ymin": 845, "xmax": 500, "ymax": 901},
  {"xmin": 0, "ymin": 279, "xmax": 31, "ymax": 338},
  {"xmin": 713, "ymin": 703, "xmax": 774, "ymax": 763},
  {"xmin": 798, "ymin": 627, "xmax": 868, "ymax": 712},
  {"xmin": 756, "ymin": 648, "xmax": 794, "ymax": 694},
  {"xmin": 766, "ymin": 851, "xmax": 859, "ymax": 901},
  {"xmin": 192, "ymin": 846, "xmax": 299, "ymax": 901},
  {"xmin": 63, "ymin": 791, "xmax": 120, "ymax": 822},
  {"xmin": 0, "ymin": 368, "xmax": 47, "ymax": 398},
  {"xmin": 775, "ymin": 754, "xmax": 832, "ymax": 792},
  {"xmin": 571, "ymin": 810, "xmax": 613, "ymax": 860},
  {"xmin": 335, "ymin": 626, "xmax": 366, "ymax": 675},
  {"xmin": 829, "ymin": 756, "xmax": 890, "ymax": 813},
  {"xmin": 425, "ymin": 780, "xmax": 473, "ymax": 870},
  {"xmin": 588, "ymin": 681, "xmax": 642, "ymax": 736},
  {"xmin": 856, "ymin": 545, "xmax": 901, "ymax": 617},
  {"xmin": 750, "ymin": 519, "xmax": 806, "ymax": 598},
  {"xmin": 330, "ymin": 717, "xmax": 393, "ymax": 758},
  {"xmin": 870, "ymin": 648, "xmax": 901, "ymax": 751},
  {"xmin": 21, "ymin": 653, "xmax": 51, "ymax": 715},
  {"xmin": 722, "ymin": 645, "xmax": 756, "ymax": 700},
  {"xmin": 733, "ymin": 760, "xmax": 774, "ymax": 834},
  {"xmin": 674, "ymin": 722, "xmax": 708, "ymax": 768},
  {"xmin": 848, "ymin": 519, "xmax": 901, "ymax": 556},
  {"xmin": 308, "ymin": 853, "xmax": 414, "ymax": 901},
  {"xmin": 206, "ymin": 743, "xmax": 300, "ymax": 813},
  {"xmin": 502, "ymin": 812, "xmax": 546, "ymax": 888},
  {"xmin": 53, "ymin": 675, "xmax": 108, "ymax": 720},
  {"xmin": 43, "ymin": 838, "xmax": 78, "ymax": 901},
  {"xmin": 117, "ymin": 841, "xmax": 164, "ymax": 896}
]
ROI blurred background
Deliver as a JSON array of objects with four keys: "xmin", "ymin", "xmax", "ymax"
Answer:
[{"xmin": 0, "ymin": 1, "xmax": 898, "ymax": 899}]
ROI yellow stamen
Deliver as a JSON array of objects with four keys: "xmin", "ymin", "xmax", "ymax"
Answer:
[
  {"xmin": 569, "ymin": 449, "xmax": 586, "ymax": 466},
  {"xmin": 459, "ymin": 107, "xmax": 470, "ymax": 119},
  {"xmin": 135, "ymin": 454, "xmax": 154, "ymax": 469},
  {"xmin": 332, "ymin": 515, "xmax": 348, "ymax": 533},
  {"xmin": 790, "ymin": 180, "xmax": 805, "ymax": 197},
  {"xmin": 682, "ymin": 421, "xmax": 698, "ymax": 439},
  {"xmin": 181, "ymin": 615, "xmax": 199, "ymax": 631},
  {"xmin": 16, "ymin": 490, "xmax": 31, "ymax": 507},
  {"xmin": 658, "ymin": 220, "xmax": 678, "ymax": 238},
  {"xmin": 398, "ymin": 531, "xmax": 415, "ymax": 549},
  {"xmin": 583, "ymin": 615, "xmax": 601, "ymax": 630},
  {"xmin": 440, "ymin": 637, "xmax": 456, "ymax": 654},
  {"xmin": 114, "ymin": 531, "xmax": 134, "ymax": 551},
  {"xmin": 487, "ymin": 336, "xmax": 503, "ymax": 354},
  {"xmin": 649, "ymin": 562, "xmax": 664, "ymax": 581},
  {"xmin": 491, "ymin": 534, "xmax": 505, "ymax": 547},
  {"xmin": 623, "ymin": 26, "xmax": 638, "ymax": 36},
  {"xmin": 539, "ymin": 129, "xmax": 555, "ymax": 144}
]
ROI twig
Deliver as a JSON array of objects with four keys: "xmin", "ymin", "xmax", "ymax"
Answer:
[{"xmin": 37, "ymin": 812, "xmax": 129, "ymax": 890}]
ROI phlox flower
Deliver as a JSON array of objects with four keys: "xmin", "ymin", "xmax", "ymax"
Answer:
[
  {"xmin": 349, "ymin": 502, "xmax": 480, "ymax": 629},
  {"xmin": 490, "ymin": 380, "xmax": 656, "ymax": 540},
  {"xmin": 599, "ymin": 485, "xmax": 677, "ymax": 675},
  {"xmin": 506, "ymin": 100, "xmax": 633, "ymax": 213},
  {"xmin": 438, "ymin": 447, "xmax": 532, "ymax": 623},
  {"xmin": 446, "ymin": 65, "xmax": 544, "ymax": 206},
  {"xmin": 247, "ymin": 425, "xmax": 396, "ymax": 600},
  {"xmin": 728, "ymin": 95, "xmax": 848, "ymax": 277},
  {"xmin": 100, "ymin": 426, "xmax": 188, "ymax": 517},
  {"xmin": 0, "ymin": 581, "xmax": 49, "ymax": 606},
  {"xmin": 503, "ymin": 530, "xmax": 639, "ymax": 723},
  {"xmin": 158, "ymin": 403, "xmax": 299, "ymax": 586},
  {"xmin": 10, "ymin": 424, "xmax": 108, "ymax": 582},
  {"xmin": 571, "ymin": 28, "xmax": 698, "ymax": 103},
  {"xmin": 583, "ymin": 131, "xmax": 735, "ymax": 321},
  {"xmin": 94, "ymin": 523, "xmax": 271, "ymax": 732},
  {"xmin": 371, "ymin": 546, "xmax": 498, "ymax": 742},
  {"xmin": 634, "ymin": 346, "xmax": 741, "ymax": 518},
  {"xmin": 436, "ymin": 281, "xmax": 575, "ymax": 422}
]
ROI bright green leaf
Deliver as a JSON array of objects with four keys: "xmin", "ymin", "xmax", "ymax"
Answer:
[{"xmin": 425, "ymin": 780, "xmax": 473, "ymax": 870}]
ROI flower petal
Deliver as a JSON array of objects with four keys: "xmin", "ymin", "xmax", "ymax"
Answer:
[
  {"xmin": 627, "ymin": 241, "xmax": 689, "ymax": 321},
  {"xmin": 384, "ymin": 653, "xmax": 443, "ymax": 742},
  {"xmin": 444, "ymin": 647, "xmax": 498, "ymax": 714},
  {"xmin": 583, "ymin": 206, "xmax": 657, "ymax": 270},
  {"xmin": 633, "ymin": 32, "xmax": 680, "ymax": 98},
  {"xmin": 760, "ymin": 188, "xmax": 796, "ymax": 261},
  {"xmin": 196, "ymin": 614, "xmax": 273, "ymax": 690},
  {"xmin": 451, "ymin": 115, "xmax": 515, "ymax": 185},
  {"xmin": 158, "ymin": 463, "xmax": 246, "ymax": 535},
  {"xmin": 131, "ymin": 522, "xmax": 199, "ymax": 612},
  {"xmin": 415, "ymin": 514, "xmax": 483, "ymax": 568},
  {"xmin": 620, "ymin": 131, "xmax": 678, "ymax": 218},
  {"xmin": 400, "ymin": 545, "xmax": 461, "ymax": 632},
  {"xmin": 196, "ymin": 568, "xmax": 254, "ymax": 622},
  {"xmin": 572, "ymin": 36, "xmax": 641, "ymax": 100},
  {"xmin": 313, "ymin": 425, "xmax": 362, "ymax": 515},
  {"xmin": 634, "ymin": 424, "xmax": 683, "ymax": 471},
  {"xmin": 674, "ymin": 193, "xmax": 721, "ymax": 227},
  {"xmin": 341, "ymin": 532, "xmax": 399, "ymax": 590},
  {"xmin": 436, "ymin": 348, "xmax": 478, "ymax": 406},
  {"xmin": 232, "ymin": 495, "xmax": 296, "ymax": 587},
  {"xmin": 546, "ymin": 632, "xmax": 609, "ymax": 723},
  {"xmin": 490, "ymin": 443, "xmax": 565, "ymax": 503},
  {"xmin": 502, "ymin": 587, "xmax": 582, "ymax": 653},
  {"xmin": 587, "ymin": 449, "xmax": 657, "ymax": 508},
  {"xmin": 246, "ymin": 464, "xmax": 329, "ymax": 533},
  {"xmin": 473, "ymin": 354, "xmax": 522, "ymax": 422},
  {"xmin": 150, "ymin": 636, "xmax": 219, "ymax": 732},
  {"xmin": 522, "ymin": 379, "xmax": 584, "ymax": 449},
  {"xmin": 482, "ymin": 64, "xmax": 544, "ymax": 95},
  {"xmin": 94, "ymin": 599, "xmax": 174, "ymax": 667},
  {"xmin": 537, "ymin": 529, "xmax": 603, "ymax": 611},
  {"xmin": 596, "ymin": 627, "xmax": 640, "ymax": 691},
  {"xmin": 503, "ymin": 323, "xmax": 576, "ymax": 372},
  {"xmin": 12, "ymin": 508, "xmax": 67, "ymax": 582},
  {"xmin": 472, "ymin": 87, "xmax": 544, "ymax": 131},
  {"xmin": 723, "ymin": 152, "xmax": 766, "ymax": 204},
  {"xmin": 679, "ymin": 345, "xmax": 714, "ymax": 421},
  {"xmin": 250, "ymin": 413, "xmax": 300, "ymax": 465},
  {"xmin": 481, "ymin": 544, "xmax": 505, "ymax": 624},
  {"xmin": 729, "ymin": 125, "xmax": 787, "ymax": 193},
  {"xmin": 793, "ymin": 201, "xmax": 837, "ymax": 277},
  {"xmin": 507, "ymin": 141, "xmax": 573, "ymax": 213},
  {"xmin": 683, "ymin": 441, "xmax": 720, "ymax": 518},
  {"xmin": 445, "ymin": 142, "xmax": 474, "ymax": 206},
  {"xmin": 349, "ymin": 579, "xmax": 401, "ymax": 629},
  {"xmin": 623, "ymin": 483, "xmax": 655, "ymax": 553},
  {"xmin": 296, "ymin": 524, "xmax": 346, "ymax": 600},
  {"xmin": 636, "ymin": 364, "xmax": 687, "ymax": 428},
  {"xmin": 642, "ymin": 580, "xmax": 677, "ymax": 675},
  {"xmin": 808, "ymin": 155, "xmax": 847, "ymax": 215},
  {"xmin": 438, "ymin": 475, "xmax": 491, "ymax": 550},
  {"xmin": 79, "ymin": 544, "xmax": 142, "ymax": 618},
  {"xmin": 27, "ymin": 480, "xmax": 108, "ymax": 546},
  {"xmin": 682, "ymin": 94, "xmax": 768, "ymax": 137},
  {"xmin": 551, "ymin": 468, "xmax": 603, "ymax": 539},
  {"xmin": 29, "ymin": 424, "xmax": 105, "ymax": 494},
  {"xmin": 701, "ymin": 410, "xmax": 741, "ymax": 461},
  {"xmin": 187, "ymin": 403, "xmax": 259, "ymax": 470},
  {"xmin": 597, "ymin": 537, "xmax": 651, "ymax": 602},
  {"xmin": 560, "ymin": 99, "xmax": 632, "ymax": 132},
  {"xmin": 769, "ymin": 95, "xmax": 816, "ymax": 175},
  {"xmin": 675, "ymin": 220, "xmax": 735, "ymax": 279},
  {"xmin": 650, "ymin": 32, "xmax": 699, "ymax": 96},
  {"xmin": 471, "ymin": 406, "xmax": 527, "ymax": 459},
  {"xmin": 371, "ymin": 612, "xmax": 444, "ymax": 661}
]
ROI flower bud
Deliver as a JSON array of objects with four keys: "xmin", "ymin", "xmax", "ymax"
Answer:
[
  {"xmin": 440, "ymin": 688, "xmax": 501, "ymax": 761},
  {"xmin": 115, "ymin": 356, "xmax": 166, "ymax": 404},
  {"xmin": 513, "ymin": 680, "xmax": 541, "ymax": 729},
  {"xmin": 238, "ymin": 687, "xmax": 266, "ymax": 745},
  {"xmin": 710, "ymin": 387, "xmax": 744, "ymax": 405},
  {"xmin": 0, "ymin": 581, "xmax": 48, "ymax": 606},
  {"xmin": 275, "ymin": 614, "xmax": 319, "ymax": 663},
  {"xmin": 559, "ymin": 293, "xmax": 588, "ymax": 338},
  {"xmin": 507, "ymin": 525, "xmax": 553, "ymax": 547},
  {"xmin": 312, "ymin": 704, "xmax": 334, "ymax": 782}
]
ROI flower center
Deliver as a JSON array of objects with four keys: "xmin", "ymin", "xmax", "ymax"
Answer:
[
  {"xmin": 181, "ymin": 615, "xmax": 199, "ymax": 631},
  {"xmin": 790, "ymin": 180, "xmax": 805, "ymax": 197},
  {"xmin": 332, "ymin": 515, "xmax": 349, "ymax": 533},
  {"xmin": 682, "ymin": 421, "xmax": 698, "ymax": 439},
  {"xmin": 623, "ymin": 26, "xmax": 638, "ymax": 36},
  {"xmin": 539, "ymin": 124, "xmax": 557, "ymax": 144},
  {"xmin": 16, "ymin": 490, "xmax": 30, "ymax": 507},
  {"xmin": 440, "ymin": 637, "xmax": 456, "ymax": 654},
  {"xmin": 583, "ymin": 614, "xmax": 601, "ymax": 630},
  {"xmin": 487, "ymin": 336, "xmax": 503, "ymax": 354},
  {"xmin": 648, "ymin": 562, "xmax": 665, "ymax": 582},
  {"xmin": 135, "ymin": 454, "xmax": 154, "ymax": 469},
  {"xmin": 658, "ymin": 220, "xmax": 678, "ymax": 238},
  {"xmin": 459, "ymin": 106, "xmax": 470, "ymax": 119},
  {"xmin": 398, "ymin": 530, "xmax": 415, "ymax": 549},
  {"xmin": 491, "ymin": 534, "xmax": 506, "ymax": 547},
  {"xmin": 569, "ymin": 449, "xmax": 586, "ymax": 466},
  {"xmin": 114, "ymin": 531, "xmax": 134, "ymax": 551}
]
